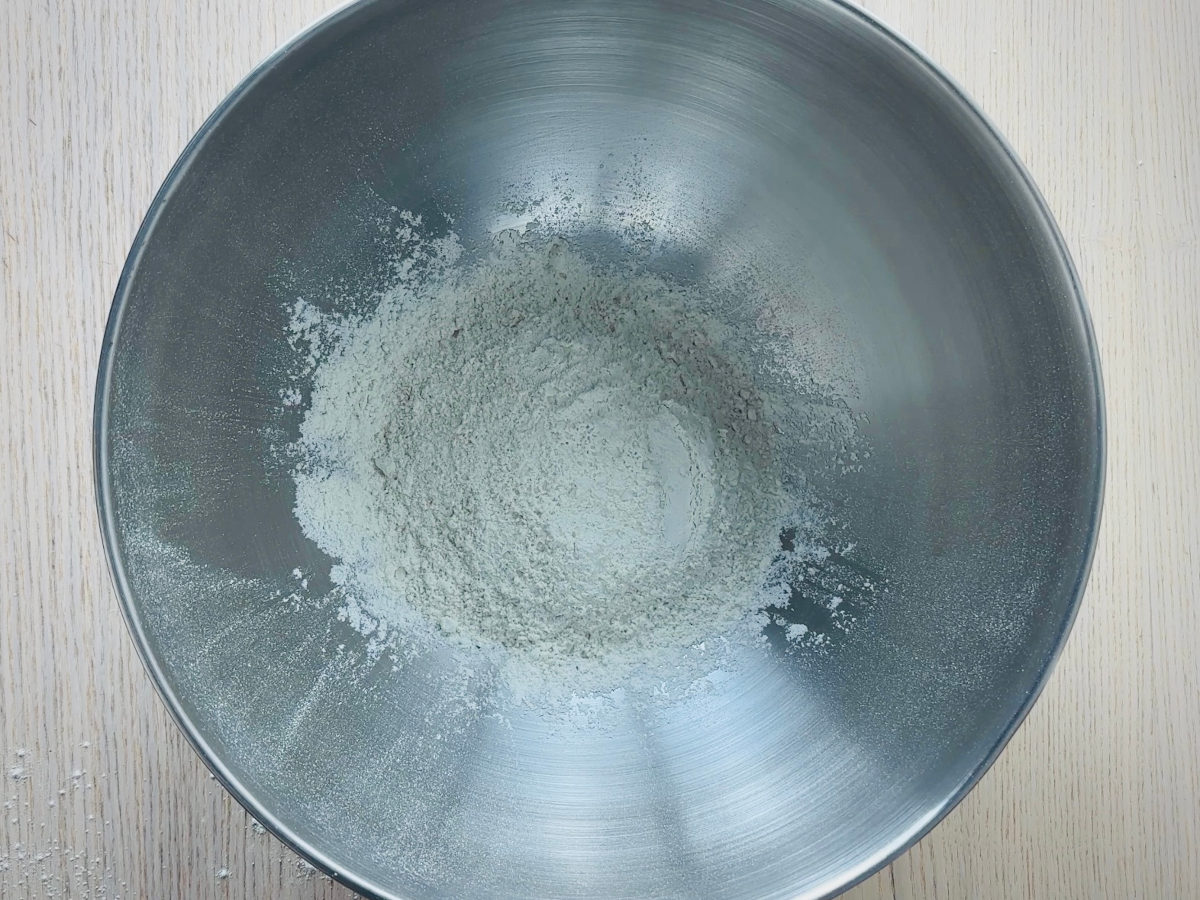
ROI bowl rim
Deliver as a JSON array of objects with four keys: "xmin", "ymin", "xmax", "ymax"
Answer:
[{"xmin": 93, "ymin": 1, "xmax": 1106, "ymax": 897}]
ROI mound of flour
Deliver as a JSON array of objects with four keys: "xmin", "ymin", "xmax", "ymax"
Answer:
[{"xmin": 292, "ymin": 232, "xmax": 805, "ymax": 690}]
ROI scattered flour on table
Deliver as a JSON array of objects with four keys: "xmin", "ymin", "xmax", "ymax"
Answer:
[{"xmin": 288, "ymin": 222, "xmax": 847, "ymax": 700}]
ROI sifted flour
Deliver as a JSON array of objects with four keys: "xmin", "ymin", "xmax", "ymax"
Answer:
[{"xmin": 291, "ymin": 226, "xmax": 827, "ymax": 696}]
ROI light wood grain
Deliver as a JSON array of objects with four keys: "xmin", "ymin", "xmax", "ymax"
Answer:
[{"xmin": 2, "ymin": 1, "xmax": 1197, "ymax": 897}]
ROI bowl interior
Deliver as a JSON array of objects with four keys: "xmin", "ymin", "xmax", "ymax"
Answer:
[{"xmin": 97, "ymin": 0, "xmax": 1102, "ymax": 897}]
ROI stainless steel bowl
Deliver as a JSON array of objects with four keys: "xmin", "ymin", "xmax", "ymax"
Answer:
[{"xmin": 95, "ymin": 0, "xmax": 1104, "ymax": 897}]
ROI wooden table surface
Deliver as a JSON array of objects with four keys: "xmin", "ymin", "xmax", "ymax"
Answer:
[{"xmin": 3, "ymin": 0, "xmax": 1198, "ymax": 897}]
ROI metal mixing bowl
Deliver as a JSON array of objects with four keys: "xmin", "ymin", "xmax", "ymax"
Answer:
[{"xmin": 95, "ymin": 0, "xmax": 1104, "ymax": 897}]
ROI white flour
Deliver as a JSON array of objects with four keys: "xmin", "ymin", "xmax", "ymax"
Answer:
[{"xmin": 290, "ymin": 224, "xmax": 833, "ymax": 697}]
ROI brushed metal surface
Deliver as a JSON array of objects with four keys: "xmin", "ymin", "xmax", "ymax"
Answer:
[{"xmin": 94, "ymin": 1, "xmax": 1103, "ymax": 897}]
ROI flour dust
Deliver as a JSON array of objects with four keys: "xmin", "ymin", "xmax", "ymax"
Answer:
[{"xmin": 284, "ymin": 215, "xmax": 866, "ymax": 707}]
